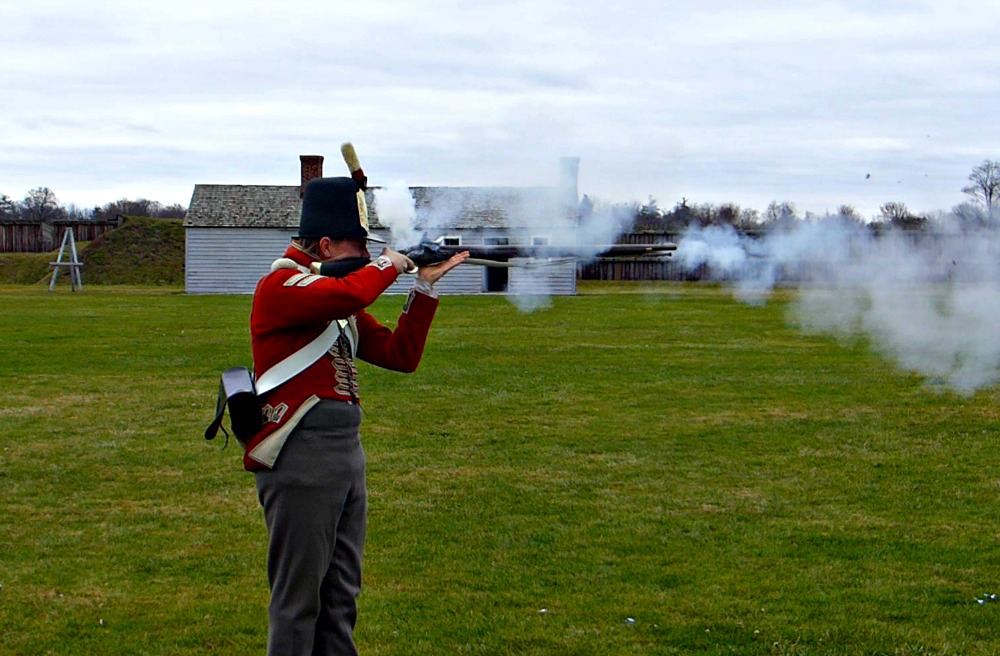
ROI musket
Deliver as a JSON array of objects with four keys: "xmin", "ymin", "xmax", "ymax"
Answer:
[
  {"xmin": 401, "ymin": 238, "xmax": 677, "ymax": 268},
  {"xmin": 313, "ymin": 238, "xmax": 677, "ymax": 277}
]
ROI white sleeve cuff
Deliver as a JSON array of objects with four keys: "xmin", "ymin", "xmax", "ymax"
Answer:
[{"xmin": 413, "ymin": 276, "xmax": 438, "ymax": 298}]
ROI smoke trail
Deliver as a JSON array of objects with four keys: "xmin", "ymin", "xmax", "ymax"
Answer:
[
  {"xmin": 575, "ymin": 202, "xmax": 636, "ymax": 251},
  {"xmin": 372, "ymin": 184, "xmax": 421, "ymax": 250},
  {"xmin": 501, "ymin": 199, "xmax": 637, "ymax": 313},
  {"xmin": 675, "ymin": 218, "xmax": 1000, "ymax": 394},
  {"xmin": 375, "ymin": 182, "xmax": 600, "ymax": 314}
]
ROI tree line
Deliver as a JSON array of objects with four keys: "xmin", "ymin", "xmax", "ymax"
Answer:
[
  {"xmin": 0, "ymin": 187, "xmax": 186, "ymax": 223},
  {"xmin": 598, "ymin": 159, "xmax": 1000, "ymax": 233},
  {"xmin": 5, "ymin": 160, "xmax": 999, "ymax": 232}
]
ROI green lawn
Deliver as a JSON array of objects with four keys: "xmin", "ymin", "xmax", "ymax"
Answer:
[{"xmin": 1, "ymin": 283, "xmax": 998, "ymax": 655}]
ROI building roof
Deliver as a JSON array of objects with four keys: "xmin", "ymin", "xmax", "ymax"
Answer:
[
  {"xmin": 184, "ymin": 185, "xmax": 304, "ymax": 229},
  {"xmin": 185, "ymin": 184, "xmax": 569, "ymax": 230}
]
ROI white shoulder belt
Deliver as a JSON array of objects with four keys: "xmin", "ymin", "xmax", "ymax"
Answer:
[
  {"xmin": 254, "ymin": 258, "xmax": 353, "ymax": 395},
  {"xmin": 255, "ymin": 320, "xmax": 345, "ymax": 395}
]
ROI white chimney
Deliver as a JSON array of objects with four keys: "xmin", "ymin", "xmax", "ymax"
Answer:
[{"xmin": 559, "ymin": 156, "xmax": 580, "ymax": 219}]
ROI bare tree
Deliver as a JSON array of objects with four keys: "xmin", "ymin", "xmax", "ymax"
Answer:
[
  {"xmin": 0, "ymin": 193, "xmax": 16, "ymax": 220},
  {"xmin": 690, "ymin": 202, "xmax": 719, "ymax": 226},
  {"xmin": 90, "ymin": 197, "xmax": 187, "ymax": 221},
  {"xmin": 716, "ymin": 203, "xmax": 742, "ymax": 227},
  {"xmin": 93, "ymin": 198, "xmax": 157, "ymax": 221},
  {"xmin": 962, "ymin": 159, "xmax": 1000, "ymax": 217},
  {"xmin": 63, "ymin": 203, "xmax": 93, "ymax": 221},
  {"xmin": 879, "ymin": 201, "xmax": 910, "ymax": 222},
  {"xmin": 880, "ymin": 201, "xmax": 926, "ymax": 229},
  {"xmin": 736, "ymin": 207, "xmax": 761, "ymax": 230},
  {"xmin": 837, "ymin": 205, "xmax": 865, "ymax": 223},
  {"xmin": 951, "ymin": 202, "xmax": 988, "ymax": 229},
  {"xmin": 157, "ymin": 203, "xmax": 187, "ymax": 219},
  {"xmin": 20, "ymin": 187, "xmax": 65, "ymax": 223},
  {"xmin": 761, "ymin": 201, "xmax": 798, "ymax": 230}
]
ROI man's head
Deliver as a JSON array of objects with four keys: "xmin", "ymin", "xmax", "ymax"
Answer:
[
  {"xmin": 295, "ymin": 176, "xmax": 385, "ymax": 250},
  {"xmin": 299, "ymin": 235, "xmax": 369, "ymax": 263}
]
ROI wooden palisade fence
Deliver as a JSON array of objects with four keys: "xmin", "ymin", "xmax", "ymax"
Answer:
[
  {"xmin": 0, "ymin": 220, "xmax": 120, "ymax": 253},
  {"xmin": 577, "ymin": 231, "xmax": 691, "ymax": 281}
]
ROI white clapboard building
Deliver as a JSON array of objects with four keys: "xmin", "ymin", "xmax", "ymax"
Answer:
[{"xmin": 184, "ymin": 155, "xmax": 581, "ymax": 295}]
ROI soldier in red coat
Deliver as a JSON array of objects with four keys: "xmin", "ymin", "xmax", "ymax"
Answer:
[{"xmin": 249, "ymin": 175, "xmax": 467, "ymax": 656}]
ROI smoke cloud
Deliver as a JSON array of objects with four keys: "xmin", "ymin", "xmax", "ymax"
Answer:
[
  {"xmin": 676, "ymin": 217, "xmax": 1000, "ymax": 394},
  {"xmin": 374, "ymin": 183, "xmax": 623, "ymax": 314},
  {"xmin": 376, "ymin": 181, "xmax": 1000, "ymax": 390},
  {"xmin": 372, "ymin": 184, "xmax": 422, "ymax": 250}
]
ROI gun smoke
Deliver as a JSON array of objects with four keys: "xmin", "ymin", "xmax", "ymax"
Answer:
[
  {"xmin": 675, "ymin": 217, "xmax": 1000, "ymax": 395},
  {"xmin": 373, "ymin": 183, "xmax": 633, "ymax": 313},
  {"xmin": 372, "ymin": 184, "xmax": 422, "ymax": 250}
]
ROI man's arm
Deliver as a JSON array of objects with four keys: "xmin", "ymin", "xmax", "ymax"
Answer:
[
  {"xmin": 253, "ymin": 253, "xmax": 409, "ymax": 332},
  {"xmin": 356, "ymin": 252, "xmax": 469, "ymax": 372}
]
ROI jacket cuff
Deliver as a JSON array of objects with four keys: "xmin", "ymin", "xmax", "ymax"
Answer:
[
  {"xmin": 403, "ymin": 283, "xmax": 439, "ymax": 319},
  {"xmin": 413, "ymin": 277, "xmax": 437, "ymax": 299}
]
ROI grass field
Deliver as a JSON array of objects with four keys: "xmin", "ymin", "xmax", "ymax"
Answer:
[
  {"xmin": 1, "ymin": 282, "xmax": 999, "ymax": 655},
  {"xmin": 0, "ymin": 218, "xmax": 184, "ymax": 287}
]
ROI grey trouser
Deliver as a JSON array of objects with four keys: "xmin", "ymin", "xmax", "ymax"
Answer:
[{"xmin": 255, "ymin": 400, "xmax": 367, "ymax": 656}]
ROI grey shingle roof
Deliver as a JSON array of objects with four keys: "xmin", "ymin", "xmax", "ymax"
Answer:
[
  {"xmin": 185, "ymin": 184, "xmax": 569, "ymax": 230},
  {"xmin": 184, "ymin": 185, "xmax": 303, "ymax": 229}
]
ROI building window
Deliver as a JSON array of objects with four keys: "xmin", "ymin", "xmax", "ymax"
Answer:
[
  {"xmin": 531, "ymin": 236, "xmax": 550, "ymax": 246},
  {"xmin": 441, "ymin": 235, "xmax": 461, "ymax": 246},
  {"xmin": 483, "ymin": 236, "xmax": 509, "ymax": 292}
]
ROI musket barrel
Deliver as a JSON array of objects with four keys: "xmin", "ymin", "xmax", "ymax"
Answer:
[{"xmin": 402, "ymin": 241, "xmax": 677, "ymax": 267}]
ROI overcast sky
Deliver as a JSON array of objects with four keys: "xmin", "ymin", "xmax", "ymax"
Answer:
[{"xmin": 3, "ymin": 0, "xmax": 1000, "ymax": 219}]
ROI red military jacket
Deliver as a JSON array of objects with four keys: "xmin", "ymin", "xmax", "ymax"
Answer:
[{"xmin": 243, "ymin": 245, "xmax": 439, "ymax": 471}]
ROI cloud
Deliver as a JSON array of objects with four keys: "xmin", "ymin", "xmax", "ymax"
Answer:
[{"xmin": 2, "ymin": 0, "xmax": 1000, "ymax": 217}]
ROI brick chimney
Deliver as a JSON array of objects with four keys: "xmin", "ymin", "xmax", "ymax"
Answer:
[{"xmin": 300, "ymin": 155, "xmax": 324, "ymax": 197}]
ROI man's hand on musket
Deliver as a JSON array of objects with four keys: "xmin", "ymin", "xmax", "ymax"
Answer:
[
  {"xmin": 379, "ymin": 247, "xmax": 417, "ymax": 274},
  {"xmin": 417, "ymin": 251, "xmax": 470, "ymax": 284}
]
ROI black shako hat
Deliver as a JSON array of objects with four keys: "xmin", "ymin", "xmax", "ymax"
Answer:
[{"xmin": 295, "ymin": 177, "xmax": 385, "ymax": 243}]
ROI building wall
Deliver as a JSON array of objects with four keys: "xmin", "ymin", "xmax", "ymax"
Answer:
[
  {"xmin": 383, "ymin": 264, "xmax": 484, "ymax": 295},
  {"xmin": 186, "ymin": 227, "xmax": 296, "ymax": 294},
  {"xmin": 510, "ymin": 259, "xmax": 577, "ymax": 295}
]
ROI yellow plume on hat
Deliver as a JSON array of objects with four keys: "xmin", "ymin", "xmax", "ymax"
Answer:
[{"xmin": 341, "ymin": 142, "xmax": 367, "ymax": 190}]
